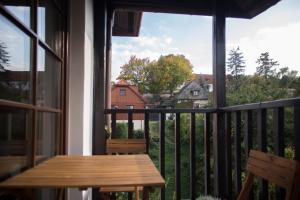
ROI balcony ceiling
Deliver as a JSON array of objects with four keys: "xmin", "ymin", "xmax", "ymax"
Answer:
[{"xmin": 112, "ymin": 0, "xmax": 280, "ymax": 36}]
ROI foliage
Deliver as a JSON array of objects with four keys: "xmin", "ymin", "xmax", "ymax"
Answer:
[
  {"xmin": 151, "ymin": 54, "xmax": 193, "ymax": 95},
  {"xmin": 255, "ymin": 52, "xmax": 279, "ymax": 78},
  {"xmin": 118, "ymin": 56, "xmax": 150, "ymax": 94},
  {"xmin": 118, "ymin": 54, "xmax": 193, "ymax": 95},
  {"xmin": 0, "ymin": 42, "xmax": 10, "ymax": 71},
  {"xmin": 227, "ymin": 47, "xmax": 246, "ymax": 91}
]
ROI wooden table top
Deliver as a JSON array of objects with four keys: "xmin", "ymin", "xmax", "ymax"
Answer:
[{"xmin": 0, "ymin": 155, "xmax": 165, "ymax": 189}]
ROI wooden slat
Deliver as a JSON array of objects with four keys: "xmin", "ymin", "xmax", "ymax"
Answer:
[
  {"xmin": 204, "ymin": 113, "xmax": 211, "ymax": 195},
  {"xmin": 175, "ymin": 113, "xmax": 181, "ymax": 200},
  {"xmin": 106, "ymin": 139, "xmax": 146, "ymax": 154},
  {"xmin": 0, "ymin": 155, "xmax": 165, "ymax": 188},
  {"xmin": 190, "ymin": 113, "xmax": 196, "ymax": 200},
  {"xmin": 160, "ymin": 113, "xmax": 166, "ymax": 200},
  {"xmin": 234, "ymin": 111, "xmax": 242, "ymax": 195},
  {"xmin": 273, "ymin": 107, "xmax": 285, "ymax": 200},
  {"xmin": 225, "ymin": 112, "xmax": 232, "ymax": 199},
  {"xmin": 247, "ymin": 150, "xmax": 297, "ymax": 189},
  {"xmin": 144, "ymin": 113, "xmax": 150, "ymax": 154},
  {"xmin": 257, "ymin": 109, "xmax": 268, "ymax": 199},
  {"xmin": 238, "ymin": 150, "xmax": 300, "ymax": 200}
]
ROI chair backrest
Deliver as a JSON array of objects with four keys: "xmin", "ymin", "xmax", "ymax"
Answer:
[
  {"xmin": 238, "ymin": 150, "xmax": 300, "ymax": 200},
  {"xmin": 106, "ymin": 139, "xmax": 147, "ymax": 154}
]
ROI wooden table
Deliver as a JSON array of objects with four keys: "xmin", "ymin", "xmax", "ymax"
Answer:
[{"xmin": 0, "ymin": 155, "xmax": 165, "ymax": 199}]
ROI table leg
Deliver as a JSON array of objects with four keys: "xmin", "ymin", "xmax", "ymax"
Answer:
[
  {"xmin": 57, "ymin": 188, "xmax": 64, "ymax": 200},
  {"xmin": 142, "ymin": 187, "xmax": 149, "ymax": 200}
]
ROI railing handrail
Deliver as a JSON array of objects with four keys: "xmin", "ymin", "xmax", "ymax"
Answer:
[
  {"xmin": 220, "ymin": 97, "xmax": 300, "ymax": 112},
  {"xmin": 104, "ymin": 108, "xmax": 218, "ymax": 114},
  {"xmin": 105, "ymin": 97, "xmax": 300, "ymax": 114}
]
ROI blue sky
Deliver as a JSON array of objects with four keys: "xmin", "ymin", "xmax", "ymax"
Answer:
[{"xmin": 112, "ymin": 0, "xmax": 300, "ymax": 80}]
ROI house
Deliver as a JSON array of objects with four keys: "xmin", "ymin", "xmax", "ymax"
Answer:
[
  {"xmin": 175, "ymin": 74, "xmax": 213, "ymax": 108},
  {"xmin": 111, "ymin": 80, "xmax": 147, "ymax": 129},
  {"xmin": 1, "ymin": 1, "xmax": 297, "ymax": 200}
]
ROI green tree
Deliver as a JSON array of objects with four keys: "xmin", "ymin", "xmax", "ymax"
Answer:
[
  {"xmin": 256, "ymin": 52, "xmax": 278, "ymax": 78},
  {"xmin": 153, "ymin": 54, "xmax": 193, "ymax": 95},
  {"xmin": 118, "ymin": 55, "xmax": 150, "ymax": 94},
  {"xmin": 227, "ymin": 47, "xmax": 246, "ymax": 90},
  {"xmin": 118, "ymin": 54, "xmax": 193, "ymax": 95},
  {"xmin": 227, "ymin": 47, "xmax": 245, "ymax": 77},
  {"xmin": 0, "ymin": 42, "xmax": 10, "ymax": 71}
]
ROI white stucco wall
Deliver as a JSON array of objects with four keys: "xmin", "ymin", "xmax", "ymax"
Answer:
[{"xmin": 67, "ymin": 0, "xmax": 94, "ymax": 199}]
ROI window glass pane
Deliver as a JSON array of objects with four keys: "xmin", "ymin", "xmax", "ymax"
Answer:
[
  {"xmin": 37, "ymin": 46, "xmax": 61, "ymax": 108},
  {"xmin": 0, "ymin": 107, "xmax": 31, "ymax": 180},
  {"xmin": 0, "ymin": 14, "xmax": 32, "ymax": 103},
  {"xmin": 0, "ymin": 0, "xmax": 31, "ymax": 28},
  {"xmin": 36, "ymin": 112, "xmax": 60, "ymax": 161},
  {"xmin": 38, "ymin": 0, "xmax": 62, "ymax": 56}
]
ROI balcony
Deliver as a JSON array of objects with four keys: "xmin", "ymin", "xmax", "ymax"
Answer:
[{"xmin": 105, "ymin": 97, "xmax": 300, "ymax": 199}]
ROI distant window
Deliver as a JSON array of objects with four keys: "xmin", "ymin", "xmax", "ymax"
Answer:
[
  {"xmin": 119, "ymin": 88, "xmax": 126, "ymax": 96},
  {"xmin": 194, "ymin": 103, "xmax": 200, "ymax": 108},
  {"xmin": 192, "ymin": 90, "xmax": 199, "ymax": 96},
  {"xmin": 127, "ymin": 105, "xmax": 134, "ymax": 109}
]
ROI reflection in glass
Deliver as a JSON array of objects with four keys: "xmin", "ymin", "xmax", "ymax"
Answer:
[
  {"xmin": 0, "ymin": 0, "xmax": 31, "ymax": 28},
  {"xmin": 36, "ymin": 112, "xmax": 59, "ymax": 161},
  {"xmin": 0, "ymin": 14, "xmax": 32, "ymax": 103},
  {"xmin": 37, "ymin": 46, "xmax": 61, "ymax": 108},
  {"xmin": 38, "ymin": 0, "xmax": 62, "ymax": 56},
  {"xmin": 0, "ymin": 107, "xmax": 31, "ymax": 180}
]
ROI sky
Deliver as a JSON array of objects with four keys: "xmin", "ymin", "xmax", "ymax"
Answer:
[{"xmin": 112, "ymin": 0, "xmax": 300, "ymax": 81}]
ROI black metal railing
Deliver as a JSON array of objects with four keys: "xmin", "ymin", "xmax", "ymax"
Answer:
[{"xmin": 104, "ymin": 97, "xmax": 300, "ymax": 200}]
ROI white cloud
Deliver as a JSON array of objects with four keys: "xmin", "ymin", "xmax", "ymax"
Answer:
[{"xmin": 227, "ymin": 22, "xmax": 300, "ymax": 74}]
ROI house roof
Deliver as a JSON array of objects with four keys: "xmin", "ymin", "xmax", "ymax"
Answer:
[
  {"xmin": 196, "ymin": 74, "xmax": 213, "ymax": 84},
  {"xmin": 112, "ymin": 0, "xmax": 280, "ymax": 36},
  {"xmin": 112, "ymin": 80, "xmax": 148, "ymax": 103}
]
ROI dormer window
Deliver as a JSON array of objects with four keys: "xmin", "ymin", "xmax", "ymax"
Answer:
[{"xmin": 192, "ymin": 90, "xmax": 199, "ymax": 96}]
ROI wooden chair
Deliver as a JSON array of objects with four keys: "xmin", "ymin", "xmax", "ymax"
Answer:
[
  {"xmin": 238, "ymin": 150, "xmax": 300, "ymax": 200},
  {"xmin": 99, "ymin": 139, "xmax": 147, "ymax": 200}
]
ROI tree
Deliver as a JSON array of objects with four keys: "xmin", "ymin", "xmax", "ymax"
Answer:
[
  {"xmin": 0, "ymin": 42, "xmax": 10, "ymax": 71},
  {"xmin": 256, "ymin": 52, "xmax": 278, "ymax": 78},
  {"xmin": 118, "ymin": 54, "xmax": 193, "ymax": 95},
  {"xmin": 118, "ymin": 55, "xmax": 150, "ymax": 93},
  {"xmin": 148, "ymin": 54, "xmax": 193, "ymax": 95},
  {"xmin": 227, "ymin": 47, "xmax": 246, "ymax": 90},
  {"xmin": 227, "ymin": 47, "xmax": 246, "ymax": 76}
]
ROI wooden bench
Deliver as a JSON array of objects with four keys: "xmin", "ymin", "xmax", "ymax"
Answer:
[
  {"xmin": 99, "ymin": 139, "xmax": 147, "ymax": 200},
  {"xmin": 238, "ymin": 150, "xmax": 300, "ymax": 200}
]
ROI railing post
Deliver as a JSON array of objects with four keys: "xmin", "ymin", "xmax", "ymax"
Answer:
[
  {"xmin": 225, "ymin": 112, "xmax": 232, "ymax": 200},
  {"xmin": 257, "ymin": 109, "xmax": 268, "ymax": 200},
  {"xmin": 244, "ymin": 110, "xmax": 253, "ymax": 200},
  {"xmin": 160, "ymin": 113, "xmax": 166, "ymax": 200},
  {"xmin": 144, "ymin": 112, "xmax": 150, "ymax": 154},
  {"xmin": 190, "ymin": 112, "xmax": 196, "ymax": 200},
  {"xmin": 128, "ymin": 112, "xmax": 133, "ymax": 138},
  {"xmin": 294, "ymin": 105, "xmax": 300, "ymax": 161},
  {"xmin": 273, "ymin": 107, "xmax": 285, "ymax": 200},
  {"xmin": 175, "ymin": 113, "xmax": 181, "ymax": 200},
  {"xmin": 204, "ymin": 113, "xmax": 211, "ymax": 195},
  {"xmin": 111, "ymin": 111, "xmax": 116, "ymax": 139},
  {"xmin": 234, "ymin": 111, "xmax": 241, "ymax": 195}
]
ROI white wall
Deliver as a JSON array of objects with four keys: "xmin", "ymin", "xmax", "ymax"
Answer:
[{"xmin": 67, "ymin": 0, "xmax": 94, "ymax": 199}]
